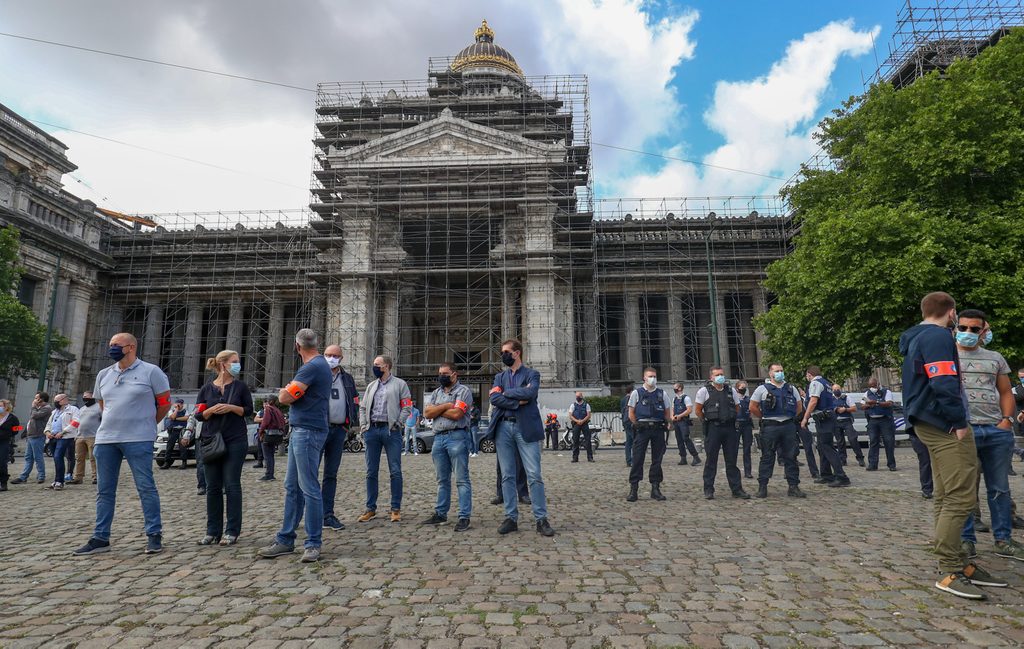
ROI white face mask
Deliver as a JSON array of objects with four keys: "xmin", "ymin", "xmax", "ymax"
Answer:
[
  {"xmin": 0, "ymin": 406, "xmax": 6, "ymax": 415},
  {"xmin": 645, "ymin": 376, "xmax": 657, "ymax": 388},
  {"xmin": 325, "ymin": 356, "xmax": 341, "ymax": 369}
]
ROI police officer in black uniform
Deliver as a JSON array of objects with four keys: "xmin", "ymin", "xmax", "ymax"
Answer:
[
  {"xmin": 801, "ymin": 366, "xmax": 850, "ymax": 487},
  {"xmin": 671, "ymin": 383, "xmax": 701, "ymax": 466},
  {"xmin": 695, "ymin": 367, "xmax": 749, "ymax": 500},
  {"xmin": 569, "ymin": 392, "xmax": 594, "ymax": 463},
  {"xmin": 626, "ymin": 367, "xmax": 673, "ymax": 502},
  {"xmin": 736, "ymin": 381, "xmax": 754, "ymax": 479},
  {"xmin": 861, "ymin": 378, "xmax": 897, "ymax": 471},
  {"xmin": 749, "ymin": 364, "xmax": 806, "ymax": 498},
  {"xmin": 833, "ymin": 383, "xmax": 864, "ymax": 467}
]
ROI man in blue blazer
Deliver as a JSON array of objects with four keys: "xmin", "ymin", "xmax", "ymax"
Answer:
[{"xmin": 486, "ymin": 339, "xmax": 556, "ymax": 536}]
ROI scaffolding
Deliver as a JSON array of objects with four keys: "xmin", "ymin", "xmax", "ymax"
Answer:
[{"xmin": 877, "ymin": 0, "xmax": 1024, "ymax": 87}]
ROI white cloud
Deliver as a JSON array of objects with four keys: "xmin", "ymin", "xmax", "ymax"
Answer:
[{"xmin": 621, "ymin": 20, "xmax": 879, "ymax": 198}]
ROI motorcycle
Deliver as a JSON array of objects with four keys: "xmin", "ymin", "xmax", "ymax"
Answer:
[
  {"xmin": 344, "ymin": 428, "xmax": 365, "ymax": 453},
  {"xmin": 560, "ymin": 424, "xmax": 600, "ymax": 451}
]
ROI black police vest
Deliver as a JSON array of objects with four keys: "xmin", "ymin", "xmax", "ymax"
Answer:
[
  {"xmin": 813, "ymin": 377, "xmax": 838, "ymax": 411},
  {"xmin": 634, "ymin": 388, "xmax": 665, "ymax": 420},
  {"xmin": 673, "ymin": 395, "xmax": 687, "ymax": 416},
  {"xmin": 702, "ymin": 383, "xmax": 736, "ymax": 422},
  {"xmin": 866, "ymin": 388, "xmax": 892, "ymax": 418},
  {"xmin": 572, "ymin": 401, "xmax": 588, "ymax": 420},
  {"xmin": 736, "ymin": 396, "xmax": 751, "ymax": 422},
  {"xmin": 761, "ymin": 382, "xmax": 798, "ymax": 419},
  {"xmin": 835, "ymin": 393, "xmax": 852, "ymax": 419}
]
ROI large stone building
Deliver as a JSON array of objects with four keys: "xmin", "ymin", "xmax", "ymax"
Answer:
[{"xmin": 2, "ymin": 22, "xmax": 793, "ymax": 413}]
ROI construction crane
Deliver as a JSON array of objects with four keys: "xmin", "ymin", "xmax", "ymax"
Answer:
[{"xmin": 96, "ymin": 207, "xmax": 157, "ymax": 228}]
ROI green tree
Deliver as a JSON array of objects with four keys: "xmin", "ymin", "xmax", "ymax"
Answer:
[
  {"xmin": 757, "ymin": 28, "xmax": 1024, "ymax": 378},
  {"xmin": 0, "ymin": 226, "xmax": 49, "ymax": 379}
]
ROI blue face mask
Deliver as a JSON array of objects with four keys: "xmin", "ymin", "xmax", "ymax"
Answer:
[
  {"xmin": 983, "ymin": 331, "xmax": 993, "ymax": 345},
  {"xmin": 773, "ymin": 371, "xmax": 785, "ymax": 382},
  {"xmin": 713, "ymin": 375, "xmax": 726, "ymax": 385},
  {"xmin": 956, "ymin": 331, "xmax": 980, "ymax": 347},
  {"xmin": 108, "ymin": 345, "xmax": 125, "ymax": 361},
  {"xmin": 373, "ymin": 366, "xmax": 384, "ymax": 379},
  {"xmin": 228, "ymin": 362, "xmax": 241, "ymax": 377}
]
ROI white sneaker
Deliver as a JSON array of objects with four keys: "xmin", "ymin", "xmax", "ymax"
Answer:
[
  {"xmin": 470, "ymin": 453, "xmax": 478, "ymax": 458},
  {"xmin": 401, "ymin": 451, "xmax": 407, "ymax": 456}
]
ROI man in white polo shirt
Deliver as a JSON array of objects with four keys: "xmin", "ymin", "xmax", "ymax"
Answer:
[{"xmin": 73, "ymin": 332, "xmax": 171, "ymax": 556}]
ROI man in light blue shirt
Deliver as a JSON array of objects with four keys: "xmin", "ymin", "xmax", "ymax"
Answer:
[
  {"xmin": 404, "ymin": 402, "xmax": 420, "ymax": 455},
  {"xmin": 73, "ymin": 332, "xmax": 171, "ymax": 557}
]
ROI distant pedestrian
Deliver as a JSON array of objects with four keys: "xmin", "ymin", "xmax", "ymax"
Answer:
[
  {"xmin": 160, "ymin": 399, "xmax": 189, "ymax": 469},
  {"xmin": 259, "ymin": 329, "xmax": 332, "ymax": 563},
  {"xmin": 569, "ymin": 392, "xmax": 593, "ymax": 463},
  {"xmin": 195, "ymin": 350, "xmax": 253, "ymax": 546},
  {"xmin": 403, "ymin": 400, "xmax": 420, "ymax": 455},
  {"xmin": 0, "ymin": 399, "xmax": 21, "ymax": 491},
  {"xmin": 258, "ymin": 396, "xmax": 287, "ymax": 481},
  {"xmin": 12, "ymin": 393, "xmax": 51, "ymax": 485},
  {"xmin": 73, "ymin": 333, "xmax": 171, "ymax": 556},
  {"xmin": 71, "ymin": 392, "xmax": 100, "ymax": 485},
  {"xmin": 46, "ymin": 394, "xmax": 79, "ymax": 490}
]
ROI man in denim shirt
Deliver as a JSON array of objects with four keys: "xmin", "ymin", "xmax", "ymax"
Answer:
[
  {"xmin": 486, "ymin": 339, "xmax": 555, "ymax": 537},
  {"xmin": 422, "ymin": 362, "xmax": 474, "ymax": 532}
]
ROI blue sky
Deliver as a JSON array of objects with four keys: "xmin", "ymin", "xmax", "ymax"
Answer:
[{"xmin": 0, "ymin": 0, "xmax": 905, "ymax": 212}]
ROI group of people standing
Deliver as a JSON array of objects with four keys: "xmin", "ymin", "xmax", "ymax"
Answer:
[{"xmin": 52, "ymin": 329, "xmax": 555, "ymax": 563}]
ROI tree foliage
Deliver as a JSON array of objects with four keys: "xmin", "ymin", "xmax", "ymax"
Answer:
[
  {"xmin": 757, "ymin": 28, "xmax": 1024, "ymax": 379},
  {"xmin": 0, "ymin": 226, "xmax": 48, "ymax": 379}
]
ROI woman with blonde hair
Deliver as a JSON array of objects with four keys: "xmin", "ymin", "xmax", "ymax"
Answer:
[
  {"xmin": 0, "ymin": 398, "xmax": 21, "ymax": 491},
  {"xmin": 195, "ymin": 349, "xmax": 253, "ymax": 545}
]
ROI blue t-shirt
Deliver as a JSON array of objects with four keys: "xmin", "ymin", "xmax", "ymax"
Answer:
[{"xmin": 288, "ymin": 355, "xmax": 331, "ymax": 432}]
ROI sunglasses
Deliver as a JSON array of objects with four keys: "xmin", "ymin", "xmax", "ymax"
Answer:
[{"xmin": 956, "ymin": 325, "xmax": 983, "ymax": 333}]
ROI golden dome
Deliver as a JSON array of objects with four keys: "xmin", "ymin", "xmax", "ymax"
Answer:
[{"xmin": 451, "ymin": 20, "xmax": 523, "ymax": 76}]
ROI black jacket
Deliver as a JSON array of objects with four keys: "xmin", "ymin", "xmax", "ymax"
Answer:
[
  {"xmin": 0, "ymin": 414, "xmax": 22, "ymax": 443},
  {"xmin": 899, "ymin": 323, "xmax": 968, "ymax": 432},
  {"xmin": 333, "ymin": 368, "xmax": 359, "ymax": 428}
]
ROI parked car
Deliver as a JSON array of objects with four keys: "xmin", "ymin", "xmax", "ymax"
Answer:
[
  {"xmin": 414, "ymin": 417, "xmax": 493, "ymax": 454},
  {"xmin": 154, "ymin": 423, "xmax": 261, "ymax": 463}
]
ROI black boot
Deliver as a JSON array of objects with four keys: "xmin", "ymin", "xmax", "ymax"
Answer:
[
  {"xmin": 756, "ymin": 484, "xmax": 767, "ymax": 498},
  {"xmin": 788, "ymin": 485, "xmax": 807, "ymax": 498},
  {"xmin": 627, "ymin": 483, "xmax": 638, "ymax": 502},
  {"xmin": 651, "ymin": 484, "xmax": 666, "ymax": 501}
]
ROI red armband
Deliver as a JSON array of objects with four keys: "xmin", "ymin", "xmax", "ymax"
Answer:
[
  {"xmin": 925, "ymin": 361, "xmax": 958, "ymax": 378},
  {"xmin": 285, "ymin": 382, "xmax": 305, "ymax": 400},
  {"xmin": 71, "ymin": 420, "xmax": 80, "ymax": 428},
  {"xmin": 489, "ymin": 386, "xmax": 503, "ymax": 395},
  {"xmin": 156, "ymin": 394, "xmax": 171, "ymax": 408},
  {"xmin": 353, "ymin": 396, "xmax": 359, "ymax": 404},
  {"xmin": 400, "ymin": 398, "xmax": 413, "ymax": 408},
  {"xmin": 454, "ymin": 400, "xmax": 468, "ymax": 413},
  {"xmin": 11, "ymin": 425, "xmax": 23, "ymax": 432},
  {"xmin": 195, "ymin": 404, "xmax": 208, "ymax": 414}
]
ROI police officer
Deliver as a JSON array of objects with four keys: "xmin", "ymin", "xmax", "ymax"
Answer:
[
  {"xmin": 736, "ymin": 381, "xmax": 754, "ymax": 479},
  {"xmin": 569, "ymin": 392, "xmax": 593, "ymax": 463},
  {"xmin": 626, "ymin": 367, "xmax": 673, "ymax": 502},
  {"xmin": 749, "ymin": 364, "xmax": 806, "ymax": 498},
  {"xmin": 794, "ymin": 388, "xmax": 820, "ymax": 478},
  {"xmin": 620, "ymin": 391, "xmax": 634, "ymax": 467},
  {"xmin": 695, "ymin": 367, "xmax": 749, "ymax": 500},
  {"xmin": 833, "ymin": 383, "xmax": 864, "ymax": 467},
  {"xmin": 801, "ymin": 366, "xmax": 850, "ymax": 487},
  {"xmin": 861, "ymin": 378, "xmax": 897, "ymax": 471},
  {"xmin": 671, "ymin": 383, "xmax": 701, "ymax": 466}
]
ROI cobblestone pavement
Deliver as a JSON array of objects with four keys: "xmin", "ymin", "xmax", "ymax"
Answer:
[{"xmin": 2, "ymin": 446, "xmax": 1023, "ymax": 649}]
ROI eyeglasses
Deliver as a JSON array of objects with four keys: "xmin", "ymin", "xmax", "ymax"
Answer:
[{"xmin": 956, "ymin": 325, "xmax": 983, "ymax": 333}]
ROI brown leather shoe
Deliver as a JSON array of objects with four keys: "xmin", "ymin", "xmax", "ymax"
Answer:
[
  {"xmin": 390, "ymin": 509, "xmax": 401, "ymax": 523},
  {"xmin": 357, "ymin": 510, "xmax": 376, "ymax": 523},
  {"xmin": 68, "ymin": 479, "xmax": 83, "ymax": 485}
]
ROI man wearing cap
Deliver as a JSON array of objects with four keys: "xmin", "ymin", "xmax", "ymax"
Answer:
[{"xmin": 160, "ymin": 399, "xmax": 190, "ymax": 469}]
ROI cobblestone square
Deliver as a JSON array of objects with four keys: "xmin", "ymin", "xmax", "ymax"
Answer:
[{"xmin": 2, "ymin": 447, "xmax": 1023, "ymax": 648}]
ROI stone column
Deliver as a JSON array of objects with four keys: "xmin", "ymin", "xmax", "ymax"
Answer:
[
  {"xmin": 180, "ymin": 305, "xmax": 203, "ymax": 390},
  {"xmin": 64, "ymin": 284, "xmax": 94, "ymax": 393},
  {"xmin": 311, "ymin": 291, "xmax": 327, "ymax": 342},
  {"xmin": 143, "ymin": 304, "xmax": 164, "ymax": 362},
  {"xmin": 264, "ymin": 301, "xmax": 285, "ymax": 389},
  {"xmin": 501, "ymin": 281, "xmax": 519, "ymax": 341},
  {"xmin": 667, "ymin": 293, "xmax": 687, "ymax": 382},
  {"xmin": 623, "ymin": 293, "xmax": 642, "ymax": 383},
  {"xmin": 579, "ymin": 291, "xmax": 601, "ymax": 383},
  {"xmin": 752, "ymin": 289, "xmax": 767, "ymax": 372},
  {"xmin": 226, "ymin": 304, "xmax": 244, "ymax": 351},
  {"xmin": 326, "ymin": 279, "xmax": 376, "ymax": 383},
  {"xmin": 715, "ymin": 291, "xmax": 731, "ymax": 375},
  {"xmin": 380, "ymin": 284, "xmax": 400, "ymax": 367}
]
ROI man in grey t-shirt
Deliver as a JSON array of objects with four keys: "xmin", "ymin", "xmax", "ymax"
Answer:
[
  {"xmin": 955, "ymin": 310, "xmax": 1023, "ymax": 560},
  {"xmin": 422, "ymin": 362, "xmax": 475, "ymax": 531},
  {"xmin": 73, "ymin": 333, "xmax": 171, "ymax": 557}
]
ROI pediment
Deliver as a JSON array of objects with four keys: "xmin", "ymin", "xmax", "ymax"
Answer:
[{"xmin": 326, "ymin": 107, "xmax": 563, "ymax": 168}]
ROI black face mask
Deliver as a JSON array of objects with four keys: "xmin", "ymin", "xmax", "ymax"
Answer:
[
  {"xmin": 737, "ymin": 388, "xmax": 746, "ymax": 395},
  {"xmin": 833, "ymin": 390, "xmax": 842, "ymax": 397},
  {"xmin": 437, "ymin": 374, "xmax": 453, "ymax": 388},
  {"xmin": 575, "ymin": 397, "xmax": 583, "ymax": 403},
  {"xmin": 83, "ymin": 398, "xmax": 96, "ymax": 407},
  {"xmin": 501, "ymin": 351, "xmax": 515, "ymax": 367}
]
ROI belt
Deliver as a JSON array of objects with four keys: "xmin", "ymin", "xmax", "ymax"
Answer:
[
  {"xmin": 636, "ymin": 421, "xmax": 664, "ymax": 427},
  {"xmin": 434, "ymin": 427, "xmax": 468, "ymax": 435},
  {"xmin": 503, "ymin": 416, "xmax": 517, "ymax": 422},
  {"xmin": 371, "ymin": 420, "xmax": 389, "ymax": 426},
  {"xmin": 762, "ymin": 418, "xmax": 794, "ymax": 425}
]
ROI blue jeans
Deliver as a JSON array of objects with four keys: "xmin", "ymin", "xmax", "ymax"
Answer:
[
  {"xmin": 320, "ymin": 424, "xmax": 346, "ymax": 518},
  {"xmin": 203, "ymin": 435, "xmax": 247, "ymax": 537},
  {"xmin": 19, "ymin": 436, "xmax": 45, "ymax": 481},
  {"xmin": 404, "ymin": 424, "xmax": 418, "ymax": 453},
  {"xmin": 275, "ymin": 426, "xmax": 327, "ymax": 549},
  {"xmin": 431, "ymin": 428, "xmax": 472, "ymax": 519},
  {"xmin": 496, "ymin": 420, "xmax": 547, "ymax": 522},
  {"xmin": 961, "ymin": 424, "xmax": 1014, "ymax": 543},
  {"xmin": 93, "ymin": 441, "xmax": 162, "ymax": 541},
  {"xmin": 365, "ymin": 423, "xmax": 403, "ymax": 511},
  {"xmin": 53, "ymin": 438, "xmax": 75, "ymax": 483}
]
